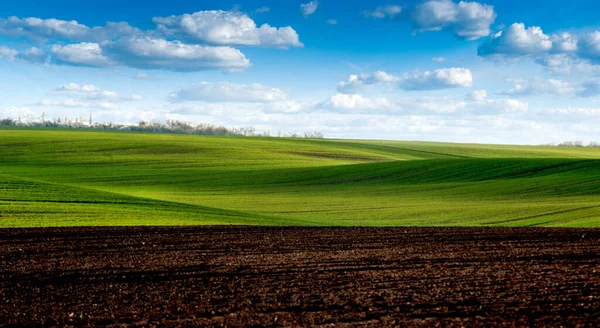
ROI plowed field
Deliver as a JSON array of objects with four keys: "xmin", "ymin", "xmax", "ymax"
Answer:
[{"xmin": 1, "ymin": 227, "xmax": 599, "ymax": 327}]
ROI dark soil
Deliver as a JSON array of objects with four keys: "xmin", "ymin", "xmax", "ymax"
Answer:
[{"xmin": 1, "ymin": 226, "xmax": 599, "ymax": 327}]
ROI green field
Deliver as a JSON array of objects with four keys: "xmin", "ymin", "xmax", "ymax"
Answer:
[{"xmin": 1, "ymin": 128, "xmax": 599, "ymax": 227}]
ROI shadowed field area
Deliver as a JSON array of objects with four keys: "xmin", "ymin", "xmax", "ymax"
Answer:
[
  {"xmin": 1, "ymin": 128, "xmax": 600, "ymax": 227},
  {"xmin": 1, "ymin": 226, "xmax": 599, "ymax": 326}
]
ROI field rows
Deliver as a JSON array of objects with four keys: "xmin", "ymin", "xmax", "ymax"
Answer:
[{"xmin": 1, "ymin": 129, "xmax": 599, "ymax": 227}]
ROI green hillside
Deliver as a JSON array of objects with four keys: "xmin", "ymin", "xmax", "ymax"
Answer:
[{"xmin": 1, "ymin": 129, "xmax": 599, "ymax": 227}]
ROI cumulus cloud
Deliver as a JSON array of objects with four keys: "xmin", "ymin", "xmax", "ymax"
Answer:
[
  {"xmin": 337, "ymin": 71, "xmax": 400, "ymax": 93},
  {"xmin": 477, "ymin": 23, "xmax": 600, "ymax": 75},
  {"xmin": 325, "ymin": 94, "xmax": 393, "ymax": 110},
  {"xmin": 535, "ymin": 54, "xmax": 600, "ymax": 75},
  {"xmin": 169, "ymin": 82, "xmax": 288, "ymax": 103},
  {"xmin": 432, "ymin": 57, "xmax": 447, "ymax": 62},
  {"xmin": 84, "ymin": 91, "xmax": 142, "ymax": 101},
  {"xmin": 2, "ymin": 37, "xmax": 252, "ymax": 71},
  {"xmin": 402, "ymin": 68, "xmax": 473, "ymax": 90},
  {"xmin": 50, "ymin": 42, "xmax": 113, "ymax": 67},
  {"xmin": 472, "ymin": 98, "xmax": 528, "ymax": 114},
  {"xmin": 2, "ymin": 106, "xmax": 35, "ymax": 119},
  {"xmin": 579, "ymin": 31, "xmax": 600, "ymax": 61},
  {"xmin": 134, "ymin": 71, "xmax": 149, "ymax": 80},
  {"xmin": 39, "ymin": 98, "xmax": 92, "ymax": 108},
  {"xmin": 254, "ymin": 7, "xmax": 270, "ymax": 14},
  {"xmin": 0, "ymin": 16, "xmax": 140, "ymax": 42},
  {"xmin": 0, "ymin": 46, "xmax": 17, "ymax": 60},
  {"xmin": 301, "ymin": 1, "xmax": 319, "ymax": 17},
  {"xmin": 0, "ymin": 11, "xmax": 301, "ymax": 72},
  {"xmin": 38, "ymin": 97, "xmax": 130, "ymax": 110},
  {"xmin": 152, "ymin": 11, "xmax": 302, "ymax": 48},
  {"xmin": 412, "ymin": 0, "xmax": 497, "ymax": 40},
  {"xmin": 56, "ymin": 83, "xmax": 101, "ymax": 92},
  {"xmin": 547, "ymin": 107, "xmax": 600, "ymax": 120},
  {"xmin": 362, "ymin": 5, "xmax": 403, "ymax": 19},
  {"xmin": 322, "ymin": 92, "xmax": 526, "ymax": 116},
  {"xmin": 103, "ymin": 37, "xmax": 251, "ymax": 71},
  {"xmin": 338, "ymin": 68, "xmax": 472, "ymax": 93},
  {"xmin": 478, "ymin": 24, "xmax": 600, "ymax": 61},
  {"xmin": 16, "ymin": 47, "xmax": 47, "ymax": 63},
  {"xmin": 466, "ymin": 89, "xmax": 487, "ymax": 101},
  {"xmin": 577, "ymin": 80, "xmax": 600, "ymax": 97},
  {"xmin": 0, "ymin": 16, "xmax": 90, "ymax": 41},
  {"xmin": 551, "ymin": 33, "xmax": 578, "ymax": 53},
  {"xmin": 478, "ymin": 23, "xmax": 552, "ymax": 57},
  {"xmin": 51, "ymin": 83, "xmax": 142, "ymax": 106},
  {"xmin": 499, "ymin": 77, "xmax": 575, "ymax": 97}
]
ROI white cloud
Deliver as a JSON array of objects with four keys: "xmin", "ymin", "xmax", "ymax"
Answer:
[
  {"xmin": 301, "ymin": 1, "xmax": 319, "ymax": 17},
  {"xmin": 134, "ymin": 71, "xmax": 149, "ymax": 80},
  {"xmin": 39, "ymin": 98, "xmax": 92, "ymax": 108},
  {"xmin": 475, "ymin": 98, "xmax": 528, "ymax": 114},
  {"xmin": 2, "ymin": 106, "xmax": 35, "ymax": 119},
  {"xmin": 412, "ymin": 0, "xmax": 497, "ymax": 40},
  {"xmin": 477, "ymin": 24, "xmax": 600, "ymax": 74},
  {"xmin": 0, "ymin": 46, "xmax": 17, "ymax": 61},
  {"xmin": 362, "ymin": 5, "xmax": 402, "ymax": 19},
  {"xmin": 577, "ymin": 80, "xmax": 600, "ymax": 97},
  {"xmin": 104, "ymin": 37, "xmax": 251, "ymax": 71},
  {"xmin": 579, "ymin": 31, "xmax": 600, "ymax": 61},
  {"xmin": 401, "ymin": 68, "xmax": 473, "ymax": 90},
  {"xmin": 500, "ymin": 77, "xmax": 575, "ymax": 97},
  {"xmin": 323, "ymin": 92, "xmax": 525, "ymax": 116},
  {"xmin": 0, "ymin": 11, "xmax": 300, "ymax": 72},
  {"xmin": 255, "ymin": 7, "xmax": 270, "ymax": 14},
  {"xmin": 1, "ymin": 37, "xmax": 253, "ymax": 72},
  {"xmin": 551, "ymin": 33, "xmax": 578, "ymax": 53},
  {"xmin": 0, "ymin": 16, "xmax": 90, "ymax": 41},
  {"xmin": 327, "ymin": 19, "xmax": 338, "ymax": 25},
  {"xmin": 478, "ymin": 23, "xmax": 552, "ymax": 57},
  {"xmin": 265, "ymin": 101, "xmax": 315, "ymax": 114},
  {"xmin": 338, "ymin": 68, "xmax": 473, "ymax": 93},
  {"xmin": 56, "ymin": 83, "xmax": 100, "ymax": 92},
  {"xmin": 432, "ymin": 56, "xmax": 447, "ymax": 62},
  {"xmin": 466, "ymin": 89, "xmax": 487, "ymax": 101},
  {"xmin": 84, "ymin": 91, "xmax": 143, "ymax": 102},
  {"xmin": 38, "ymin": 96, "xmax": 134, "ymax": 110},
  {"xmin": 325, "ymin": 94, "xmax": 393, "ymax": 110},
  {"xmin": 337, "ymin": 71, "xmax": 400, "ymax": 93},
  {"xmin": 534, "ymin": 54, "xmax": 600, "ymax": 75},
  {"xmin": 153, "ymin": 11, "xmax": 302, "ymax": 48},
  {"xmin": 169, "ymin": 82, "xmax": 288, "ymax": 103},
  {"xmin": 0, "ymin": 16, "xmax": 139, "ymax": 42},
  {"xmin": 547, "ymin": 107, "xmax": 600, "ymax": 119},
  {"xmin": 51, "ymin": 42, "xmax": 113, "ymax": 67},
  {"xmin": 53, "ymin": 83, "xmax": 141, "ymax": 104},
  {"xmin": 16, "ymin": 47, "xmax": 47, "ymax": 63}
]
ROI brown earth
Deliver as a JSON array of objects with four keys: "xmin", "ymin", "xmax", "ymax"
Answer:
[{"xmin": 0, "ymin": 226, "xmax": 599, "ymax": 327}]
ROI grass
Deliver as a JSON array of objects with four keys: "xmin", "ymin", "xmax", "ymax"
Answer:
[{"xmin": 1, "ymin": 128, "xmax": 599, "ymax": 227}]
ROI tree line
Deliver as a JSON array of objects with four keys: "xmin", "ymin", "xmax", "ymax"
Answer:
[
  {"xmin": 550, "ymin": 141, "xmax": 600, "ymax": 148},
  {"xmin": 0, "ymin": 117, "xmax": 324, "ymax": 139}
]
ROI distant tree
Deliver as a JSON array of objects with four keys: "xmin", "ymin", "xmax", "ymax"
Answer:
[
  {"xmin": 558, "ymin": 141, "xmax": 584, "ymax": 147},
  {"xmin": 0, "ymin": 114, "xmax": 324, "ymax": 139}
]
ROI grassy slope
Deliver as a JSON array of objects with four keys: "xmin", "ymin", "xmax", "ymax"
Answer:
[{"xmin": 1, "ymin": 129, "xmax": 599, "ymax": 227}]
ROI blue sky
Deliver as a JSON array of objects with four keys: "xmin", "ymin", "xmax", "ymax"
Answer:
[{"xmin": 1, "ymin": 0, "xmax": 600, "ymax": 144}]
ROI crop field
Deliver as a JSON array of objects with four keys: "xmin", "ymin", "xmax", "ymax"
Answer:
[
  {"xmin": 1, "ymin": 226, "xmax": 599, "ymax": 326},
  {"xmin": 2, "ymin": 129, "xmax": 600, "ymax": 327},
  {"xmin": 1, "ymin": 128, "xmax": 600, "ymax": 227}
]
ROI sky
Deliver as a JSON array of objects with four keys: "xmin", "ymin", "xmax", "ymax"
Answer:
[{"xmin": 1, "ymin": 0, "xmax": 600, "ymax": 144}]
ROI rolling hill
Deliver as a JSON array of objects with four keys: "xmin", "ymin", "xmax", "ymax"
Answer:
[{"xmin": 1, "ymin": 128, "xmax": 599, "ymax": 227}]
